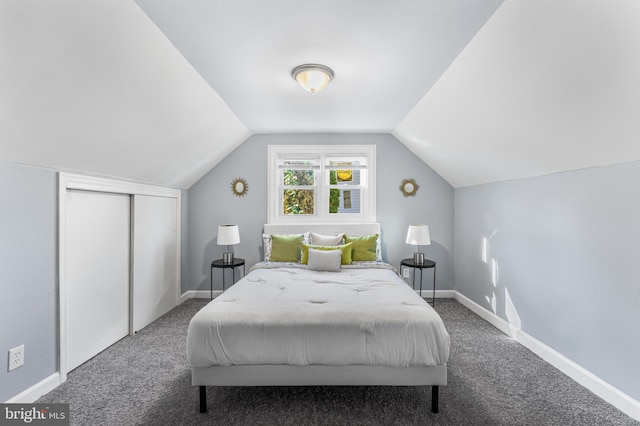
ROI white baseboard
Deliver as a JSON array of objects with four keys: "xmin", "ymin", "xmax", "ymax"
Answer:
[
  {"xmin": 6, "ymin": 373, "xmax": 61, "ymax": 403},
  {"xmin": 453, "ymin": 291, "xmax": 640, "ymax": 422},
  {"xmin": 453, "ymin": 291, "xmax": 512, "ymax": 335},
  {"xmin": 413, "ymin": 289, "xmax": 455, "ymax": 299},
  {"xmin": 180, "ymin": 290, "xmax": 221, "ymax": 303}
]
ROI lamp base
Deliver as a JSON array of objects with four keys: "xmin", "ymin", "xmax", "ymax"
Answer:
[
  {"xmin": 413, "ymin": 252, "xmax": 424, "ymax": 265},
  {"xmin": 223, "ymin": 252, "xmax": 234, "ymax": 264}
]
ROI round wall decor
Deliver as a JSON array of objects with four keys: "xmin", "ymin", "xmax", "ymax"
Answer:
[
  {"xmin": 400, "ymin": 179, "xmax": 419, "ymax": 197},
  {"xmin": 231, "ymin": 178, "xmax": 249, "ymax": 197}
]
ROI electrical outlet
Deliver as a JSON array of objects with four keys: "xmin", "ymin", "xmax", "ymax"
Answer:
[
  {"xmin": 402, "ymin": 268, "xmax": 411, "ymax": 278},
  {"xmin": 8, "ymin": 345, "xmax": 24, "ymax": 371}
]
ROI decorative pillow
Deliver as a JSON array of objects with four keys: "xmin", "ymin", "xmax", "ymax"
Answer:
[
  {"xmin": 269, "ymin": 234, "xmax": 305, "ymax": 262},
  {"xmin": 310, "ymin": 232, "xmax": 344, "ymax": 246},
  {"xmin": 263, "ymin": 232, "xmax": 309, "ymax": 261},
  {"xmin": 301, "ymin": 242, "xmax": 353, "ymax": 265},
  {"xmin": 344, "ymin": 234, "xmax": 378, "ymax": 262},
  {"xmin": 262, "ymin": 233, "xmax": 273, "ymax": 260},
  {"xmin": 307, "ymin": 248, "xmax": 342, "ymax": 272}
]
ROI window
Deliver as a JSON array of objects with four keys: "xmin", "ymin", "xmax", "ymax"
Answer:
[{"xmin": 268, "ymin": 145, "xmax": 376, "ymax": 223}]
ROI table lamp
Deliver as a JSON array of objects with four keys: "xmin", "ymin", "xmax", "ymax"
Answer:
[
  {"xmin": 406, "ymin": 224, "xmax": 431, "ymax": 265},
  {"xmin": 217, "ymin": 225, "xmax": 240, "ymax": 264}
]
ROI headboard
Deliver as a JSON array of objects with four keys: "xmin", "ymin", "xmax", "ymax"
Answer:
[{"xmin": 264, "ymin": 223, "xmax": 380, "ymax": 237}]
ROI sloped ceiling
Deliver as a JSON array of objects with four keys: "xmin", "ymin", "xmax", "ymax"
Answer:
[
  {"xmin": 394, "ymin": 0, "xmax": 640, "ymax": 187},
  {"xmin": 3, "ymin": 0, "xmax": 639, "ymax": 189},
  {"xmin": 133, "ymin": 0, "xmax": 503, "ymax": 134},
  {"xmin": 1, "ymin": 0, "xmax": 250, "ymax": 189}
]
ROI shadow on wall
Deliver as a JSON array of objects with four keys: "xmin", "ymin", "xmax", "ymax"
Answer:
[
  {"xmin": 481, "ymin": 229, "xmax": 522, "ymax": 334},
  {"xmin": 427, "ymin": 240, "xmax": 452, "ymax": 290}
]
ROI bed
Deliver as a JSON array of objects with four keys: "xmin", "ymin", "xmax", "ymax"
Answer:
[{"xmin": 187, "ymin": 223, "xmax": 450, "ymax": 414}]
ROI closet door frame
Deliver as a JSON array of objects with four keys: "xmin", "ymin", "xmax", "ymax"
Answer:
[{"xmin": 58, "ymin": 173, "xmax": 181, "ymax": 383}]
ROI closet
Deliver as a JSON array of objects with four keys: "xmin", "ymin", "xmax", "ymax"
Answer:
[
  {"xmin": 132, "ymin": 195, "xmax": 178, "ymax": 332},
  {"xmin": 59, "ymin": 174, "xmax": 180, "ymax": 379}
]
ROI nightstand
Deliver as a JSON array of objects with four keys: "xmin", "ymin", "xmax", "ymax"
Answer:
[
  {"xmin": 210, "ymin": 258, "xmax": 245, "ymax": 299},
  {"xmin": 400, "ymin": 258, "xmax": 436, "ymax": 306}
]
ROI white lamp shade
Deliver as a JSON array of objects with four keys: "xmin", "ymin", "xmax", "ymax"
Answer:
[
  {"xmin": 217, "ymin": 225, "xmax": 240, "ymax": 246},
  {"xmin": 406, "ymin": 225, "xmax": 431, "ymax": 246}
]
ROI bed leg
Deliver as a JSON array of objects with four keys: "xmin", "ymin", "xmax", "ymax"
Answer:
[
  {"xmin": 199, "ymin": 386, "xmax": 207, "ymax": 413},
  {"xmin": 431, "ymin": 385, "xmax": 439, "ymax": 413}
]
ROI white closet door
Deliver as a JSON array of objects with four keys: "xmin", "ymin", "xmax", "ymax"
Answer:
[
  {"xmin": 65, "ymin": 190, "xmax": 130, "ymax": 372},
  {"xmin": 132, "ymin": 195, "xmax": 178, "ymax": 332}
]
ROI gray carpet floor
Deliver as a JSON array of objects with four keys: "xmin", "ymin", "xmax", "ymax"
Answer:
[{"xmin": 38, "ymin": 298, "xmax": 638, "ymax": 425}]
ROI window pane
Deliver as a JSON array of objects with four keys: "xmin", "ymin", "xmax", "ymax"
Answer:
[
  {"xmin": 283, "ymin": 189, "xmax": 315, "ymax": 215},
  {"xmin": 268, "ymin": 145, "xmax": 375, "ymax": 223},
  {"xmin": 328, "ymin": 188, "xmax": 360, "ymax": 214},
  {"xmin": 336, "ymin": 169, "xmax": 353, "ymax": 182},
  {"xmin": 283, "ymin": 169, "xmax": 315, "ymax": 186},
  {"xmin": 328, "ymin": 161, "xmax": 362, "ymax": 186},
  {"xmin": 332, "ymin": 169, "xmax": 361, "ymax": 185}
]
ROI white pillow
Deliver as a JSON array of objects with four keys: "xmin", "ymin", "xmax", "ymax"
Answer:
[
  {"xmin": 310, "ymin": 232, "xmax": 344, "ymax": 246},
  {"xmin": 307, "ymin": 248, "xmax": 342, "ymax": 272}
]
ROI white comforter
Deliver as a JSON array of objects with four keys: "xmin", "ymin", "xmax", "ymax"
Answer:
[{"xmin": 187, "ymin": 263, "xmax": 450, "ymax": 368}]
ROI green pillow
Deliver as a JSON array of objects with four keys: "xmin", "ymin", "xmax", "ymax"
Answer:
[
  {"xmin": 301, "ymin": 242, "xmax": 353, "ymax": 265},
  {"xmin": 269, "ymin": 234, "xmax": 304, "ymax": 262},
  {"xmin": 344, "ymin": 234, "xmax": 378, "ymax": 261}
]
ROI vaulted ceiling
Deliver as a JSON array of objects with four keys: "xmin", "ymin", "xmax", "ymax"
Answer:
[
  {"xmin": 394, "ymin": 0, "xmax": 640, "ymax": 187},
  {"xmin": 133, "ymin": 0, "xmax": 503, "ymax": 134},
  {"xmin": 2, "ymin": 0, "xmax": 639, "ymax": 189}
]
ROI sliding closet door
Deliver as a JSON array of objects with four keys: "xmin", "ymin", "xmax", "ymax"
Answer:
[
  {"xmin": 132, "ymin": 195, "xmax": 178, "ymax": 332},
  {"xmin": 65, "ymin": 190, "xmax": 130, "ymax": 372}
]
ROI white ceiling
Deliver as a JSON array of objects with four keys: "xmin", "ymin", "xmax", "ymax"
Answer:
[
  {"xmin": 394, "ymin": 0, "xmax": 640, "ymax": 187},
  {"xmin": 1, "ymin": 0, "xmax": 250, "ymax": 189},
  {"xmin": 133, "ymin": 0, "xmax": 504, "ymax": 133},
  {"xmin": 2, "ymin": 0, "xmax": 639, "ymax": 189}
]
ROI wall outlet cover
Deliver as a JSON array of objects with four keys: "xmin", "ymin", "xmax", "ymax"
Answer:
[{"xmin": 8, "ymin": 345, "xmax": 24, "ymax": 371}]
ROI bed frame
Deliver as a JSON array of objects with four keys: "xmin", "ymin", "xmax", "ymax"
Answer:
[
  {"xmin": 194, "ymin": 365, "xmax": 446, "ymax": 413},
  {"xmin": 193, "ymin": 223, "xmax": 447, "ymax": 414}
]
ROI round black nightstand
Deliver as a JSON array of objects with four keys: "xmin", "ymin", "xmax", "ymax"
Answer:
[
  {"xmin": 210, "ymin": 258, "xmax": 245, "ymax": 299},
  {"xmin": 400, "ymin": 258, "xmax": 436, "ymax": 306}
]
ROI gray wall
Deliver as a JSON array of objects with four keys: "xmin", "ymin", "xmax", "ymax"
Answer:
[
  {"xmin": 0, "ymin": 161, "xmax": 57, "ymax": 402},
  {"xmin": 454, "ymin": 160, "xmax": 640, "ymax": 401},
  {"xmin": 188, "ymin": 133, "xmax": 455, "ymax": 292}
]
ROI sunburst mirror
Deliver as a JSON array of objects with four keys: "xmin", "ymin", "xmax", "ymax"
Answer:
[
  {"xmin": 400, "ymin": 179, "xmax": 419, "ymax": 197},
  {"xmin": 231, "ymin": 178, "xmax": 248, "ymax": 197}
]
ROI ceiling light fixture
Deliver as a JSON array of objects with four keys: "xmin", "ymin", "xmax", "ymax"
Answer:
[{"xmin": 292, "ymin": 64, "xmax": 334, "ymax": 93}]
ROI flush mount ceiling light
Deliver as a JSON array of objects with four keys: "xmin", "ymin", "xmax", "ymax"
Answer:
[{"xmin": 292, "ymin": 64, "xmax": 334, "ymax": 93}]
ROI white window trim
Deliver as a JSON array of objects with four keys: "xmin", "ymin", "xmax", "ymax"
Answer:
[{"xmin": 267, "ymin": 145, "xmax": 376, "ymax": 224}]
